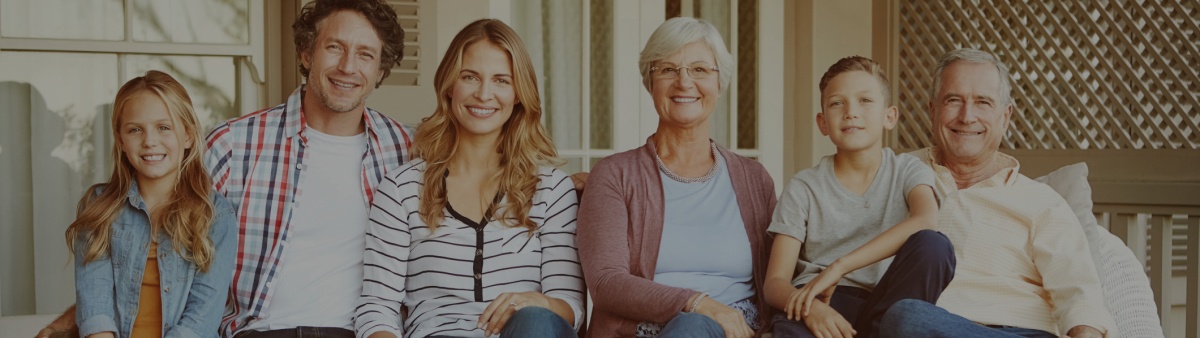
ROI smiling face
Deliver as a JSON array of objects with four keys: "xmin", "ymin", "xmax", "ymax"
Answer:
[
  {"xmin": 929, "ymin": 61, "xmax": 1013, "ymax": 165},
  {"xmin": 817, "ymin": 70, "xmax": 897, "ymax": 154},
  {"xmin": 449, "ymin": 41, "xmax": 516, "ymax": 141},
  {"xmin": 650, "ymin": 40, "xmax": 720, "ymax": 129},
  {"xmin": 118, "ymin": 93, "xmax": 192, "ymax": 189},
  {"xmin": 301, "ymin": 10, "xmax": 384, "ymax": 117}
]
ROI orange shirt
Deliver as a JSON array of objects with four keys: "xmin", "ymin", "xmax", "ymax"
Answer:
[{"xmin": 131, "ymin": 240, "xmax": 163, "ymax": 338}]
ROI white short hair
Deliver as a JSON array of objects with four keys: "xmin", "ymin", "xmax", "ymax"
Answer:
[
  {"xmin": 638, "ymin": 17, "xmax": 734, "ymax": 93},
  {"xmin": 931, "ymin": 48, "xmax": 1013, "ymax": 105}
]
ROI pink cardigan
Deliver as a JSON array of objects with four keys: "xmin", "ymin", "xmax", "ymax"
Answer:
[{"xmin": 577, "ymin": 138, "xmax": 777, "ymax": 338}]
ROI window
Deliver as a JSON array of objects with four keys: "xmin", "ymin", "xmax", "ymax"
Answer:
[
  {"xmin": 0, "ymin": 0, "xmax": 264, "ymax": 327},
  {"xmin": 511, "ymin": 0, "xmax": 784, "ymax": 188}
]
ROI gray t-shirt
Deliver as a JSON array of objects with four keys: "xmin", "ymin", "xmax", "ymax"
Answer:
[{"xmin": 767, "ymin": 148, "xmax": 935, "ymax": 291}]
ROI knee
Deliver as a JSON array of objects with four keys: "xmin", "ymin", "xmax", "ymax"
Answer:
[
  {"xmin": 770, "ymin": 313, "xmax": 812, "ymax": 338},
  {"xmin": 510, "ymin": 306, "xmax": 560, "ymax": 323},
  {"xmin": 879, "ymin": 299, "xmax": 937, "ymax": 336},
  {"xmin": 882, "ymin": 299, "xmax": 929, "ymax": 320},
  {"xmin": 662, "ymin": 312, "xmax": 723, "ymax": 338},
  {"xmin": 500, "ymin": 307, "xmax": 572, "ymax": 337},
  {"xmin": 671, "ymin": 312, "xmax": 720, "ymax": 328},
  {"xmin": 901, "ymin": 230, "xmax": 955, "ymax": 266}
]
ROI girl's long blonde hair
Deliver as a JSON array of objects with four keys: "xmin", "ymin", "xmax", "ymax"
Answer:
[
  {"xmin": 65, "ymin": 70, "xmax": 217, "ymax": 272},
  {"xmin": 416, "ymin": 19, "xmax": 562, "ymax": 232}
]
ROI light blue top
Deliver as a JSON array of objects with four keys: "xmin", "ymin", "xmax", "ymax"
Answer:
[
  {"xmin": 74, "ymin": 182, "xmax": 237, "ymax": 338},
  {"xmin": 654, "ymin": 155, "xmax": 755, "ymax": 304}
]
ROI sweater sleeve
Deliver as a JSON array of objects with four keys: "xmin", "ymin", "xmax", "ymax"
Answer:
[{"xmin": 576, "ymin": 159, "xmax": 695, "ymax": 324}]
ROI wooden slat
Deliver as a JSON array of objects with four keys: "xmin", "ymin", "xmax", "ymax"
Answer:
[
  {"xmin": 1006, "ymin": 149, "xmax": 1200, "ymax": 183},
  {"xmin": 1188, "ymin": 215, "xmax": 1199, "ymax": 338},
  {"xmin": 1111, "ymin": 213, "xmax": 1146, "ymax": 264},
  {"xmin": 1150, "ymin": 214, "xmax": 1173, "ymax": 338},
  {"xmin": 386, "ymin": 0, "xmax": 420, "ymax": 85}
]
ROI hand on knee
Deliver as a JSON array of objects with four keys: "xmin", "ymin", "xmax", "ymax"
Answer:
[
  {"xmin": 691, "ymin": 298, "xmax": 753, "ymax": 338},
  {"xmin": 498, "ymin": 307, "xmax": 575, "ymax": 338}
]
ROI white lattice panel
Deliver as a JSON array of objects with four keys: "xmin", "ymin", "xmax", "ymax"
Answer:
[{"xmin": 896, "ymin": 0, "xmax": 1200, "ymax": 151}]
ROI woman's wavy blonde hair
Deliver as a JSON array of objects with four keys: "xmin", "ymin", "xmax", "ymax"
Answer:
[
  {"xmin": 415, "ymin": 19, "xmax": 562, "ymax": 232},
  {"xmin": 65, "ymin": 70, "xmax": 217, "ymax": 272}
]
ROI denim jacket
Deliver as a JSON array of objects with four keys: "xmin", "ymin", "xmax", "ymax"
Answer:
[{"xmin": 75, "ymin": 183, "xmax": 237, "ymax": 338}]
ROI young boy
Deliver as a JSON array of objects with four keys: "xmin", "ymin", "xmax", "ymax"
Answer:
[{"xmin": 763, "ymin": 56, "xmax": 954, "ymax": 338}]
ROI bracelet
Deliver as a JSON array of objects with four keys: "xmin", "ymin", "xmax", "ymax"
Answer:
[{"xmin": 687, "ymin": 293, "xmax": 709, "ymax": 313}]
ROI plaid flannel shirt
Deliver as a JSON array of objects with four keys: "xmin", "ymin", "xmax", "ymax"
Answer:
[{"xmin": 203, "ymin": 85, "xmax": 415, "ymax": 336}]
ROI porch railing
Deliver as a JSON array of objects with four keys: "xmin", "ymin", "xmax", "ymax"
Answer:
[{"xmin": 1094, "ymin": 204, "xmax": 1200, "ymax": 338}]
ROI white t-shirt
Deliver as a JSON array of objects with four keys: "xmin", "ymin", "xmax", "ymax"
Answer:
[{"xmin": 245, "ymin": 128, "xmax": 368, "ymax": 330}]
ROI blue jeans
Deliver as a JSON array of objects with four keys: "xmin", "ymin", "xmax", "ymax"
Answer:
[
  {"xmin": 499, "ymin": 307, "xmax": 577, "ymax": 338},
  {"xmin": 430, "ymin": 307, "xmax": 576, "ymax": 338},
  {"xmin": 879, "ymin": 299, "xmax": 1056, "ymax": 338},
  {"xmin": 773, "ymin": 230, "xmax": 957, "ymax": 338},
  {"xmin": 657, "ymin": 312, "xmax": 724, "ymax": 338}
]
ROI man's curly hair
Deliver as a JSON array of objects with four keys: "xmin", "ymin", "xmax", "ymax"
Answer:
[{"xmin": 293, "ymin": 0, "xmax": 405, "ymax": 88}]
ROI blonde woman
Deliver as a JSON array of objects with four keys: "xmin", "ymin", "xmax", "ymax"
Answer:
[
  {"xmin": 68, "ymin": 70, "xmax": 236, "ymax": 338},
  {"xmin": 355, "ymin": 19, "xmax": 583, "ymax": 338}
]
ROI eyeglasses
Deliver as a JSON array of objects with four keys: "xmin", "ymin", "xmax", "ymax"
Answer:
[{"xmin": 649, "ymin": 65, "xmax": 719, "ymax": 80}]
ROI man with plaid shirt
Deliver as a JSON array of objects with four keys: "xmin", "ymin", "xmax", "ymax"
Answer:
[{"xmin": 201, "ymin": 1, "xmax": 413, "ymax": 337}]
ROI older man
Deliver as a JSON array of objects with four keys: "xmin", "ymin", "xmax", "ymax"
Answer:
[{"xmin": 878, "ymin": 48, "xmax": 1117, "ymax": 338}]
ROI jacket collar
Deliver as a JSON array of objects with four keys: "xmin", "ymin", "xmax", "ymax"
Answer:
[{"xmin": 124, "ymin": 181, "xmax": 147, "ymax": 210}]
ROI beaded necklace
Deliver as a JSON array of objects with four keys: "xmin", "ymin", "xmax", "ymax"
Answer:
[{"xmin": 654, "ymin": 141, "xmax": 719, "ymax": 183}]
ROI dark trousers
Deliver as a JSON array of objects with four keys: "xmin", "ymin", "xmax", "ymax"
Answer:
[{"xmin": 773, "ymin": 229, "xmax": 957, "ymax": 338}]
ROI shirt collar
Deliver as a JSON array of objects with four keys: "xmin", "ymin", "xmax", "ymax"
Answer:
[
  {"xmin": 917, "ymin": 146, "xmax": 1022, "ymax": 191},
  {"xmin": 288, "ymin": 84, "xmax": 379, "ymax": 145}
]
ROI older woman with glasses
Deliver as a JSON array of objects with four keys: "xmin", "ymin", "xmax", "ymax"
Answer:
[{"xmin": 577, "ymin": 17, "xmax": 776, "ymax": 338}]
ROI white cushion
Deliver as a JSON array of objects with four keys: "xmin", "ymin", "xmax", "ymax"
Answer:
[
  {"xmin": 1035, "ymin": 163, "xmax": 1164, "ymax": 338},
  {"xmin": 1034, "ymin": 163, "xmax": 1095, "ymax": 230}
]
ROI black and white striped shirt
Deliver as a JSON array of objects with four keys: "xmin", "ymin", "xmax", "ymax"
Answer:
[{"xmin": 355, "ymin": 160, "xmax": 584, "ymax": 338}]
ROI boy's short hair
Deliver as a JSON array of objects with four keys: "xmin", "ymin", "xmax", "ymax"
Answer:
[{"xmin": 818, "ymin": 55, "xmax": 891, "ymax": 106}]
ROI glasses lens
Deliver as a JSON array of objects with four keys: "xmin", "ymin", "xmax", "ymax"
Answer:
[
  {"xmin": 657, "ymin": 67, "xmax": 677, "ymax": 79},
  {"xmin": 652, "ymin": 66, "xmax": 715, "ymax": 79}
]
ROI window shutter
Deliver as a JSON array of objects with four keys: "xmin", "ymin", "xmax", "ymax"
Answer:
[{"xmin": 385, "ymin": 0, "xmax": 420, "ymax": 86}]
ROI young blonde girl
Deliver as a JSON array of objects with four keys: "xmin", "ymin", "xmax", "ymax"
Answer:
[{"xmin": 67, "ymin": 70, "xmax": 236, "ymax": 338}]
